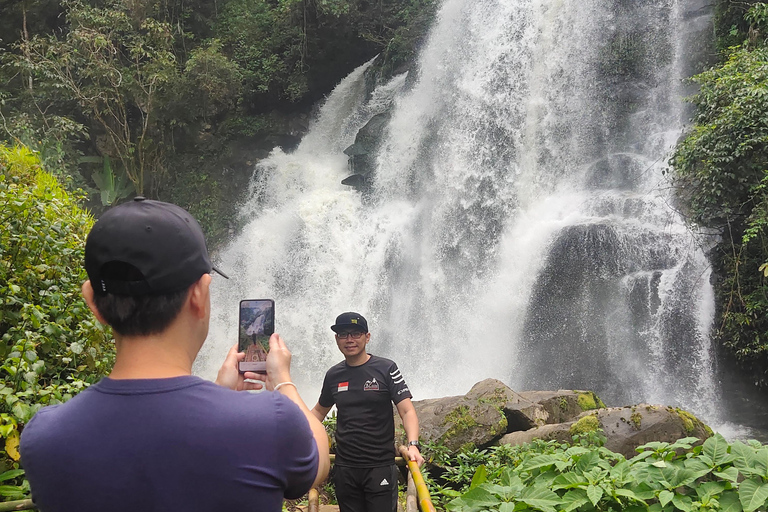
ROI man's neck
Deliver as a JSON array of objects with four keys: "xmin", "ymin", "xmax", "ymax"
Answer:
[
  {"xmin": 109, "ymin": 331, "xmax": 199, "ymax": 379},
  {"xmin": 345, "ymin": 352, "xmax": 371, "ymax": 367}
]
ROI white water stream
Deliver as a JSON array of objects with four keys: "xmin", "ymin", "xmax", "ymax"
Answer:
[{"xmin": 196, "ymin": 0, "xmax": 749, "ymax": 435}]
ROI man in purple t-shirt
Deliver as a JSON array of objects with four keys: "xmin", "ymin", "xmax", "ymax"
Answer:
[{"xmin": 19, "ymin": 198, "xmax": 330, "ymax": 512}]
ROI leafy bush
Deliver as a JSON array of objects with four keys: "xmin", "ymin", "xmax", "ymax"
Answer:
[
  {"xmin": 0, "ymin": 144, "xmax": 114, "ymax": 500},
  {"xmin": 670, "ymin": 3, "xmax": 768, "ymax": 388},
  {"xmin": 440, "ymin": 433, "xmax": 768, "ymax": 512}
]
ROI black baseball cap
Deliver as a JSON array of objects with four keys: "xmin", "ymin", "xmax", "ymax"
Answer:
[
  {"xmin": 85, "ymin": 197, "xmax": 229, "ymax": 296},
  {"xmin": 331, "ymin": 312, "xmax": 368, "ymax": 333}
]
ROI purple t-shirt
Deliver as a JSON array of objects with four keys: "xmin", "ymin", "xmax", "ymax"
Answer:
[{"xmin": 20, "ymin": 376, "xmax": 318, "ymax": 512}]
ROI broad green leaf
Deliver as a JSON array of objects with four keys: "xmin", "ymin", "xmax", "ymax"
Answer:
[
  {"xmin": 719, "ymin": 490, "xmax": 744, "ymax": 512},
  {"xmin": 552, "ymin": 472, "xmax": 588, "ymax": 490},
  {"xmin": 631, "ymin": 483, "xmax": 659, "ymax": 501},
  {"xmin": 470, "ymin": 465, "xmax": 487, "ymax": 489},
  {"xmin": 738, "ymin": 477, "xmax": 768, "ymax": 512},
  {"xmin": 672, "ymin": 493, "xmax": 693, "ymax": 512},
  {"xmin": 611, "ymin": 460, "xmax": 631, "ymax": 483},
  {"xmin": 560, "ymin": 489, "xmax": 589, "ymax": 512},
  {"xmin": 703, "ymin": 434, "xmax": 734, "ymax": 466},
  {"xmin": 574, "ymin": 451, "xmax": 600, "ymax": 474},
  {"xmin": 659, "ymin": 490, "xmax": 675, "ymax": 507},
  {"xmin": 498, "ymin": 502, "xmax": 516, "ymax": 512},
  {"xmin": 731, "ymin": 441, "xmax": 755, "ymax": 473},
  {"xmin": 519, "ymin": 454, "xmax": 559, "ymax": 472},
  {"xmin": 714, "ymin": 467, "xmax": 740, "ymax": 483},
  {"xmin": 753, "ymin": 448, "xmax": 768, "ymax": 477},
  {"xmin": 697, "ymin": 481, "xmax": 727, "ymax": 501},
  {"xmin": 483, "ymin": 483, "xmax": 519, "ymax": 502},
  {"xmin": 0, "ymin": 469, "xmax": 24, "ymax": 482},
  {"xmin": 499, "ymin": 469, "xmax": 524, "ymax": 492},
  {"xmin": 452, "ymin": 486, "xmax": 500, "ymax": 511},
  {"xmin": 661, "ymin": 466, "xmax": 698, "ymax": 488},
  {"xmin": 0, "ymin": 485, "xmax": 26, "ymax": 498},
  {"xmin": 614, "ymin": 488, "xmax": 646, "ymax": 504},
  {"xmin": 520, "ymin": 485, "xmax": 562, "ymax": 512},
  {"xmin": 586, "ymin": 484, "xmax": 603, "ymax": 506}
]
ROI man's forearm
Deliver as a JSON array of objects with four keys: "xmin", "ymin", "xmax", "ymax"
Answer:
[
  {"xmin": 278, "ymin": 386, "xmax": 330, "ymax": 487},
  {"xmin": 402, "ymin": 410, "xmax": 420, "ymax": 444}
]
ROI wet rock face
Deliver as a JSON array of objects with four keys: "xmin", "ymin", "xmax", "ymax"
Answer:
[
  {"xmin": 396, "ymin": 379, "xmax": 607, "ymax": 454},
  {"xmin": 499, "ymin": 404, "xmax": 712, "ymax": 458},
  {"xmin": 342, "ymin": 113, "xmax": 391, "ymax": 190},
  {"xmin": 392, "ymin": 379, "xmax": 711, "ymax": 460}
]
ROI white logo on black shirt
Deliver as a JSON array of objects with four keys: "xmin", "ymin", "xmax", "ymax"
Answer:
[
  {"xmin": 380, "ymin": 478, "xmax": 389, "ymax": 486},
  {"xmin": 390, "ymin": 369, "xmax": 404, "ymax": 384},
  {"xmin": 364, "ymin": 378, "xmax": 379, "ymax": 391}
]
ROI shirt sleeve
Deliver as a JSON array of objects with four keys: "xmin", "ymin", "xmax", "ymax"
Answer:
[
  {"xmin": 274, "ymin": 394, "xmax": 320, "ymax": 499},
  {"xmin": 318, "ymin": 371, "xmax": 335, "ymax": 408},
  {"xmin": 387, "ymin": 362, "xmax": 412, "ymax": 404}
]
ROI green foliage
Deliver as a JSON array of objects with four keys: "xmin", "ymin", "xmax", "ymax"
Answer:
[
  {"xmin": 216, "ymin": 0, "xmax": 306, "ymax": 104},
  {"xmin": 81, "ymin": 155, "xmax": 134, "ymax": 206},
  {"xmin": 9, "ymin": 0, "xmax": 182, "ymax": 195},
  {"xmin": 0, "ymin": 144, "xmax": 114, "ymax": 498},
  {"xmin": 437, "ymin": 433, "xmax": 768, "ymax": 512},
  {"xmin": 671, "ymin": 3, "xmax": 768, "ymax": 388},
  {"xmin": 182, "ymin": 40, "xmax": 242, "ymax": 122}
]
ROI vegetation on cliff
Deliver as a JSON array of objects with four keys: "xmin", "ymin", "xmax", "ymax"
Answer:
[
  {"xmin": 0, "ymin": 0, "xmax": 436, "ymax": 243},
  {"xmin": 671, "ymin": 1, "xmax": 768, "ymax": 388}
]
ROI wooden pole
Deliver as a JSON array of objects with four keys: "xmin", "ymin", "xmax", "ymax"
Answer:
[
  {"xmin": 307, "ymin": 487, "xmax": 319, "ymax": 512},
  {"xmin": 398, "ymin": 445, "xmax": 435, "ymax": 512},
  {"xmin": 0, "ymin": 499, "xmax": 35, "ymax": 512},
  {"xmin": 406, "ymin": 471, "xmax": 419, "ymax": 512}
]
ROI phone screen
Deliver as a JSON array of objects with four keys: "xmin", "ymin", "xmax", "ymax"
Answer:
[{"xmin": 238, "ymin": 299, "xmax": 275, "ymax": 373}]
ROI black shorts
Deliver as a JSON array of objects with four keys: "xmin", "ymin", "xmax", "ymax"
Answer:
[{"xmin": 333, "ymin": 464, "xmax": 399, "ymax": 512}]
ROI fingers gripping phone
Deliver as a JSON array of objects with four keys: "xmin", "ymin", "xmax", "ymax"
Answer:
[{"xmin": 238, "ymin": 299, "xmax": 275, "ymax": 373}]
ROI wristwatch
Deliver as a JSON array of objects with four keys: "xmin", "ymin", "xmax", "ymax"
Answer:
[{"xmin": 408, "ymin": 440, "xmax": 420, "ymax": 448}]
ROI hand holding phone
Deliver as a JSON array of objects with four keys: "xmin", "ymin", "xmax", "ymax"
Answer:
[{"xmin": 238, "ymin": 299, "xmax": 275, "ymax": 373}]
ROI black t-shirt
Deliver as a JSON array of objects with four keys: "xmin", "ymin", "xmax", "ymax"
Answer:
[{"xmin": 319, "ymin": 355, "xmax": 412, "ymax": 467}]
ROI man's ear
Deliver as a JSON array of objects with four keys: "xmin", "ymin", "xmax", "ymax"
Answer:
[
  {"xmin": 82, "ymin": 280, "xmax": 109, "ymax": 326},
  {"xmin": 188, "ymin": 273, "xmax": 212, "ymax": 320}
]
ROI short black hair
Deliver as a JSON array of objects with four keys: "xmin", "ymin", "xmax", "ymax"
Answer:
[{"xmin": 92, "ymin": 288, "xmax": 190, "ymax": 337}]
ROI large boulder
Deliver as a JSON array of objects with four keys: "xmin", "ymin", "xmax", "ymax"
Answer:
[
  {"xmin": 396, "ymin": 380, "xmax": 611, "ymax": 454},
  {"xmin": 398, "ymin": 394, "xmax": 508, "ymax": 453},
  {"xmin": 517, "ymin": 390, "xmax": 605, "ymax": 424},
  {"xmin": 465, "ymin": 379, "xmax": 548, "ymax": 430},
  {"xmin": 499, "ymin": 404, "xmax": 712, "ymax": 458},
  {"xmin": 589, "ymin": 404, "xmax": 712, "ymax": 457}
]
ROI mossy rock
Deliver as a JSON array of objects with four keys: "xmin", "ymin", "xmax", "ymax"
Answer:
[
  {"xmin": 397, "ymin": 394, "xmax": 508, "ymax": 455},
  {"xmin": 569, "ymin": 414, "xmax": 600, "ymax": 435}
]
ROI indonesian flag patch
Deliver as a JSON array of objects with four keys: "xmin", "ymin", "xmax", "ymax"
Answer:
[{"xmin": 338, "ymin": 381, "xmax": 349, "ymax": 392}]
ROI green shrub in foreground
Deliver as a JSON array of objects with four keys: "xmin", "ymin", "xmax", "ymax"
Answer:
[
  {"xmin": 438, "ymin": 433, "xmax": 767, "ymax": 512},
  {"xmin": 0, "ymin": 144, "xmax": 114, "ymax": 500}
]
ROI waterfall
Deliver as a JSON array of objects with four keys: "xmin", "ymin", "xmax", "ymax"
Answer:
[{"xmin": 197, "ymin": 0, "xmax": 728, "ymax": 428}]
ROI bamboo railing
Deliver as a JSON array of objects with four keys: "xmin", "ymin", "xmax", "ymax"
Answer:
[
  {"xmin": 307, "ymin": 447, "xmax": 436, "ymax": 512},
  {"xmin": 398, "ymin": 445, "xmax": 436, "ymax": 512}
]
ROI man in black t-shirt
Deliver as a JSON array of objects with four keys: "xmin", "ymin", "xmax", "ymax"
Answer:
[{"xmin": 311, "ymin": 312, "xmax": 424, "ymax": 512}]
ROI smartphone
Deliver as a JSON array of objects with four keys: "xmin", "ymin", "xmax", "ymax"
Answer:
[{"xmin": 238, "ymin": 299, "xmax": 275, "ymax": 373}]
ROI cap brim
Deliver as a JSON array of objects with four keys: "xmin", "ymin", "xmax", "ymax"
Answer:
[
  {"xmin": 331, "ymin": 324, "xmax": 367, "ymax": 333},
  {"xmin": 212, "ymin": 265, "xmax": 230, "ymax": 279}
]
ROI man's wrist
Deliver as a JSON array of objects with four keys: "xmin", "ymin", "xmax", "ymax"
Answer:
[{"xmin": 408, "ymin": 440, "xmax": 420, "ymax": 449}]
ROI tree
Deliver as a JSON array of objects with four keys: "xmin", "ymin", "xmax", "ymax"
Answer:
[
  {"xmin": 12, "ymin": 0, "xmax": 180, "ymax": 195},
  {"xmin": 0, "ymin": 143, "xmax": 114, "ymax": 498}
]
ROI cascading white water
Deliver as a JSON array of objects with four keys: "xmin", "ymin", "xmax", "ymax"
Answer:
[{"xmin": 197, "ymin": 0, "xmax": 730, "ymax": 427}]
